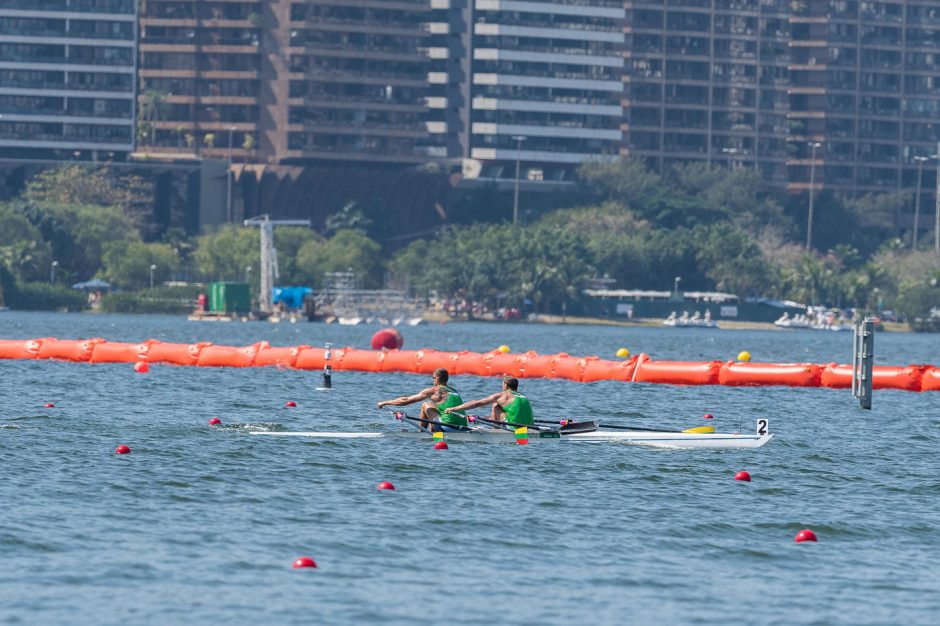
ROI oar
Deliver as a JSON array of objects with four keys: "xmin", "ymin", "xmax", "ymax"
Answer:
[
  {"xmin": 533, "ymin": 418, "xmax": 714, "ymax": 435},
  {"xmin": 387, "ymin": 410, "xmax": 473, "ymax": 432},
  {"xmin": 468, "ymin": 414, "xmax": 554, "ymax": 433}
]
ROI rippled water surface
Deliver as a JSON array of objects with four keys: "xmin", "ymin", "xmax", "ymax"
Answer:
[{"xmin": 1, "ymin": 312, "xmax": 939, "ymax": 625}]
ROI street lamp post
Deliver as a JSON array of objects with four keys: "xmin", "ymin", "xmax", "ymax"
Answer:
[
  {"xmin": 245, "ymin": 266, "xmax": 252, "ymax": 284},
  {"xmin": 511, "ymin": 135, "xmax": 526, "ymax": 225},
  {"xmin": 226, "ymin": 126, "xmax": 237, "ymax": 223},
  {"xmin": 806, "ymin": 142, "xmax": 822, "ymax": 251},
  {"xmin": 674, "ymin": 276, "xmax": 681, "ymax": 298},
  {"xmin": 50, "ymin": 261, "xmax": 58, "ymax": 285},
  {"xmin": 913, "ymin": 156, "xmax": 929, "ymax": 248},
  {"xmin": 150, "ymin": 264, "xmax": 157, "ymax": 289}
]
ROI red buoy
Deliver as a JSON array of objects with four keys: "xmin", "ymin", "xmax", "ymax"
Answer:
[
  {"xmin": 43, "ymin": 402, "xmax": 55, "ymax": 408},
  {"xmin": 735, "ymin": 471, "xmax": 751, "ymax": 482},
  {"xmin": 285, "ymin": 400, "xmax": 297, "ymax": 408},
  {"xmin": 292, "ymin": 556, "xmax": 317, "ymax": 569},
  {"xmin": 703, "ymin": 413, "xmax": 714, "ymax": 419},
  {"xmin": 134, "ymin": 361, "xmax": 150, "ymax": 374},
  {"xmin": 115, "ymin": 444, "xmax": 131, "ymax": 455},
  {"xmin": 371, "ymin": 328, "xmax": 404, "ymax": 350},
  {"xmin": 208, "ymin": 417, "xmax": 222, "ymax": 426},
  {"xmin": 377, "ymin": 481, "xmax": 396, "ymax": 491},
  {"xmin": 795, "ymin": 529, "xmax": 818, "ymax": 543},
  {"xmin": 433, "ymin": 441, "xmax": 449, "ymax": 450}
]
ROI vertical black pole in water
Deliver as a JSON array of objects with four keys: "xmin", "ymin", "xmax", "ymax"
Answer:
[
  {"xmin": 852, "ymin": 318, "xmax": 874, "ymax": 410},
  {"xmin": 322, "ymin": 342, "xmax": 332, "ymax": 389}
]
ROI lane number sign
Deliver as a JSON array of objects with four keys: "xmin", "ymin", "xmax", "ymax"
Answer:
[{"xmin": 756, "ymin": 419, "xmax": 769, "ymax": 435}]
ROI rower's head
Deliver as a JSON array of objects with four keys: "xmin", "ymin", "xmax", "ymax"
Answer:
[
  {"xmin": 502, "ymin": 376, "xmax": 519, "ymax": 391},
  {"xmin": 433, "ymin": 368, "xmax": 449, "ymax": 384}
]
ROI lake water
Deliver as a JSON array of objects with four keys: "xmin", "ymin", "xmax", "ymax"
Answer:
[{"xmin": 1, "ymin": 312, "xmax": 939, "ymax": 625}]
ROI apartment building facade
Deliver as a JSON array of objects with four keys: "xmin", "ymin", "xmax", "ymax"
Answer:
[
  {"xmin": 624, "ymin": 0, "xmax": 940, "ymax": 200},
  {"xmin": 0, "ymin": 0, "xmax": 137, "ymax": 161}
]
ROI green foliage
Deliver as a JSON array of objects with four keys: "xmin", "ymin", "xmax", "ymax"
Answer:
[
  {"xmin": 193, "ymin": 225, "xmax": 260, "ymax": 282},
  {"xmin": 99, "ymin": 285, "xmax": 200, "ymax": 315},
  {"xmin": 102, "ymin": 240, "xmax": 181, "ymax": 289},
  {"xmin": 5, "ymin": 282, "xmax": 87, "ymax": 311},
  {"xmin": 324, "ymin": 202, "xmax": 373, "ymax": 236},
  {"xmin": 297, "ymin": 229, "xmax": 384, "ymax": 289},
  {"xmin": 0, "ymin": 203, "xmax": 53, "ymax": 282}
]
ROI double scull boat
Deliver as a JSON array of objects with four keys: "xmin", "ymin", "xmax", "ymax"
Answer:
[{"xmin": 252, "ymin": 421, "xmax": 773, "ymax": 450}]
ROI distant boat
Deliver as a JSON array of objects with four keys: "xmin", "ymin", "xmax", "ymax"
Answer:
[
  {"xmin": 663, "ymin": 310, "xmax": 717, "ymax": 328},
  {"xmin": 338, "ymin": 316, "xmax": 363, "ymax": 326}
]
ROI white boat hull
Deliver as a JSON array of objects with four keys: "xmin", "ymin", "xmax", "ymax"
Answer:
[{"xmin": 252, "ymin": 428, "xmax": 772, "ymax": 449}]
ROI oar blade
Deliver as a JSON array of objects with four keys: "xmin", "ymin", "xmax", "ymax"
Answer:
[
  {"xmin": 514, "ymin": 426, "xmax": 529, "ymax": 445},
  {"xmin": 681, "ymin": 425, "xmax": 716, "ymax": 434}
]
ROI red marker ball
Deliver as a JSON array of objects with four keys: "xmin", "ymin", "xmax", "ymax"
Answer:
[
  {"xmin": 285, "ymin": 400, "xmax": 297, "ymax": 408},
  {"xmin": 208, "ymin": 417, "xmax": 222, "ymax": 426},
  {"xmin": 703, "ymin": 413, "xmax": 714, "ymax": 419},
  {"xmin": 43, "ymin": 402, "xmax": 55, "ymax": 408},
  {"xmin": 292, "ymin": 556, "xmax": 317, "ymax": 569},
  {"xmin": 795, "ymin": 529, "xmax": 817, "ymax": 543},
  {"xmin": 134, "ymin": 361, "xmax": 150, "ymax": 374},
  {"xmin": 433, "ymin": 441, "xmax": 449, "ymax": 450},
  {"xmin": 377, "ymin": 481, "xmax": 396, "ymax": 491},
  {"xmin": 735, "ymin": 471, "xmax": 751, "ymax": 482},
  {"xmin": 115, "ymin": 444, "xmax": 131, "ymax": 455}
]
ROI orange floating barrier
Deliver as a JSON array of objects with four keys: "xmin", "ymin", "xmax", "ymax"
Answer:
[
  {"xmin": 720, "ymin": 362, "xmax": 821, "ymax": 387},
  {"xmin": 90, "ymin": 340, "xmax": 153, "ymax": 364},
  {"xmin": 921, "ymin": 367, "xmax": 940, "ymax": 392},
  {"xmin": 197, "ymin": 342, "xmax": 261, "ymax": 368},
  {"xmin": 254, "ymin": 343, "xmax": 307, "ymax": 368},
  {"xmin": 38, "ymin": 337, "xmax": 102, "ymax": 362},
  {"xmin": 0, "ymin": 338, "xmax": 43, "ymax": 359},
  {"xmin": 377, "ymin": 349, "xmax": 420, "ymax": 374},
  {"xmin": 635, "ymin": 359, "xmax": 721, "ymax": 385},
  {"xmin": 148, "ymin": 341, "xmax": 210, "ymax": 366},
  {"xmin": 486, "ymin": 350, "xmax": 528, "ymax": 377},
  {"xmin": 450, "ymin": 351, "xmax": 486, "ymax": 376},
  {"xmin": 338, "ymin": 347, "xmax": 382, "ymax": 372},
  {"xmin": 294, "ymin": 347, "xmax": 325, "ymax": 370},
  {"xmin": 2, "ymin": 335, "xmax": 937, "ymax": 392},
  {"xmin": 553, "ymin": 354, "xmax": 586, "ymax": 382},
  {"xmin": 414, "ymin": 349, "xmax": 459, "ymax": 374}
]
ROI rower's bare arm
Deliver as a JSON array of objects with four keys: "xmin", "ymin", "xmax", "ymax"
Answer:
[
  {"xmin": 377, "ymin": 387, "xmax": 433, "ymax": 408},
  {"xmin": 445, "ymin": 392, "xmax": 502, "ymax": 413}
]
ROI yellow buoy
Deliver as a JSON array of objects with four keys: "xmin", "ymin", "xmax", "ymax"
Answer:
[
  {"xmin": 498, "ymin": 345, "xmax": 510, "ymax": 354},
  {"xmin": 737, "ymin": 350, "xmax": 751, "ymax": 362},
  {"xmin": 616, "ymin": 347, "xmax": 630, "ymax": 358}
]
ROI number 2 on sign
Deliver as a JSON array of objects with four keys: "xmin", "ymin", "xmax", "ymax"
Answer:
[{"xmin": 756, "ymin": 419, "xmax": 769, "ymax": 435}]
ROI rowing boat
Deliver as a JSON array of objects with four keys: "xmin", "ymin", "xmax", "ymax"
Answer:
[{"xmin": 251, "ymin": 428, "xmax": 772, "ymax": 449}]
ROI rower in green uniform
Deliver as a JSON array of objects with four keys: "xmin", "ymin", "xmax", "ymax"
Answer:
[
  {"xmin": 376, "ymin": 368, "xmax": 468, "ymax": 431},
  {"xmin": 444, "ymin": 376, "xmax": 534, "ymax": 426}
]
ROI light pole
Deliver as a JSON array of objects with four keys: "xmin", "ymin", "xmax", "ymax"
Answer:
[
  {"xmin": 150, "ymin": 264, "xmax": 157, "ymax": 289},
  {"xmin": 50, "ymin": 261, "xmax": 58, "ymax": 285},
  {"xmin": 913, "ymin": 156, "xmax": 929, "ymax": 248},
  {"xmin": 245, "ymin": 265, "xmax": 252, "ymax": 284},
  {"xmin": 674, "ymin": 276, "xmax": 681, "ymax": 298},
  {"xmin": 226, "ymin": 126, "xmax": 237, "ymax": 222},
  {"xmin": 511, "ymin": 135, "xmax": 526, "ymax": 225},
  {"xmin": 806, "ymin": 142, "xmax": 822, "ymax": 251}
]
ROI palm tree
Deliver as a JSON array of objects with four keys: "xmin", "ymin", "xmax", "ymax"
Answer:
[{"xmin": 139, "ymin": 90, "xmax": 171, "ymax": 146}]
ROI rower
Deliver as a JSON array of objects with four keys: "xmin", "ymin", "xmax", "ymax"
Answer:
[
  {"xmin": 444, "ymin": 376, "xmax": 534, "ymax": 427},
  {"xmin": 376, "ymin": 367, "xmax": 468, "ymax": 431}
]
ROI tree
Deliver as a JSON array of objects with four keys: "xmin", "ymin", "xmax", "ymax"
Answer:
[
  {"xmin": 102, "ymin": 240, "xmax": 181, "ymax": 289},
  {"xmin": 193, "ymin": 225, "xmax": 259, "ymax": 282},
  {"xmin": 296, "ymin": 229, "xmax": 384, "ymax": 288},
  {"xmin": 324, "ymin": 202, "xmax": 373, "ymax": 236},
  {"xmin": 270, "ymin": 226, "xmax": 321, "ymax": 285},
  {"xmin": 0, "ymin": 203, "xmax": 52, "ymax": 282},
  {"xmin": 139, "ymin": 89, "xmax": 170, "ymax": 146}
]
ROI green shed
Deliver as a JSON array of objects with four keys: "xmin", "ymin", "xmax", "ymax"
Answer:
[{"xmin": 209, "ymin": 282, "xmax": 250, "ymax": 313}]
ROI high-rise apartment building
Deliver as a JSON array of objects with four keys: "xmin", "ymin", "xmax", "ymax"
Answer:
[
  {"xmin": 624, "ymin": 0, "xmax": 940, "ymax": 200},
  {"xmin": 0, "ymin": 0, "xmax": 137, "ymax": 161},
  {"xmin": 457, "ymin": 0, "xmax": 625, "ymax": 182}
]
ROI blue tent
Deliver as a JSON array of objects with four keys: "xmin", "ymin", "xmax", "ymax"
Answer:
[
  {"xmin": 273, "ymin": 286, "xmax": 312, "ymax": 309},
  {"xmin": 72, "ymin": 279, "xmax": 111, "ymax": 290}
]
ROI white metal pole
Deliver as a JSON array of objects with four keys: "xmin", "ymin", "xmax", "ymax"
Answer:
[
  {"xmin": 806, "ymin": 142, "xmax": 820, "ymax": 251},
  {"xmin": 914, "ymin": 157, "xmax": 927, "ymax": 248}
]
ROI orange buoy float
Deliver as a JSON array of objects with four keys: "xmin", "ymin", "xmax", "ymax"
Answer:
[
  {"xmin": 292, "ymin": 556, "xmax": 317, "ymax": 569},
  {"xmin": 208, "ymin": 417, "xmax": 222, "ymax": 426},
  {"xmin": 795, "ymin": 529, "xmax": 817, "ymax": 543},
  {"xmin": 115, "ymin": 444, "xmax": 131, "ymax": 455},
  {"xmin": 134, "ymin": 361, "xmax": 150, "ymax": 373},
  {"xmin": 377, "ymin": 481, "xmax": 396, "ymax": 491},
  {"xmin": 734, "ymin": 471, "xmax": 751, "ymax": 482}
]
